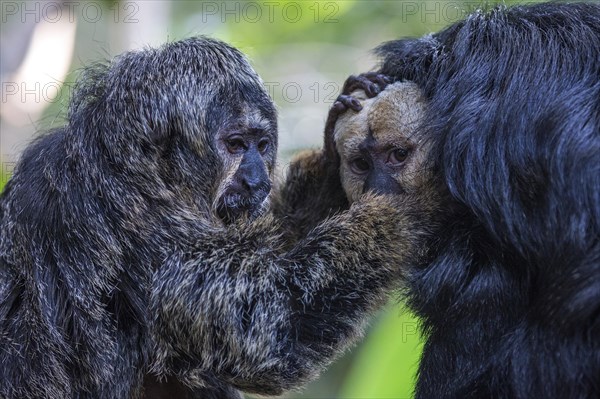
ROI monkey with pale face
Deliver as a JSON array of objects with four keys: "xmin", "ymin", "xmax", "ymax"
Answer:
[
  {"xmin": 312, "ymin": 3, "xmax": 600, "ymax": 398},
  {"xmin": 333, "ymin": 82, "xmax": 433, "ymax": 203},
  {"xmin": 277, "ymin": 79, "xmax": 443, "ymax": 249}
]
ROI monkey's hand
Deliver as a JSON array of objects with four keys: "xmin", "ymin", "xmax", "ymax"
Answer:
[{"xmin": 324, "ymin": 72, "xmax": 393, "ymax": 161}]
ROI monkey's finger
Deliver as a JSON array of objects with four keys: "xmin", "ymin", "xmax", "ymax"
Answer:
[
  {"xmin": 372, "ymin": 74, "xmax": 393, "ymax": 89},
  {"xmin": 336, "ymin": 95, "xmax": 363, "ymax": 112},
  {"xmin": 342, "ymin": 75, "xmax": 380, "ymax": 97},
  {"xmin": 342, "ymin": 73, "xmax": 394, "ymax": 98},
  {"xmin": 330, "ymin": 100, "xmax": 348, "ymax": 114},
  {"xmin": 361, "ymin": 71, "xmax": 393, "ymax": 87},
  {"xmin": 323, "ymin": 95, "xmax": 363, "ymax": 159}
]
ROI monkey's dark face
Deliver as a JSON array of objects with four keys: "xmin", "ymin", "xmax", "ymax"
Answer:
[
  {"xmin": 214, "ymin": 107, "xmax": 277, "ymax": 224},
  {"xmin": 334, "ymin": 82, "xmax": 429, "ymax": 203}
]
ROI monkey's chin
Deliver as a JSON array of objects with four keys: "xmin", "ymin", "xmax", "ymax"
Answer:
[
  {"xmin": 216, "ymin": 191, "xmax": 270, "ymax": 225},
  {"xmin": 216, "ymin": 203, "xmax": 265, "ymax": 225}
]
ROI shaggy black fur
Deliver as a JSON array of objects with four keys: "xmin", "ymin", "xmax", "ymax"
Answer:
[{"xmin": 376, "ymin": 2, "xmax": 600, "ymax": 398}]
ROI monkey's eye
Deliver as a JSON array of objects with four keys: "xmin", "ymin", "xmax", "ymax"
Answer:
[
  {"xmin": 388, "ymin": 148, "xmax": 409, "ymax": 165},
  {"xmin": 349, "ymin": 157, "xmax": 370, "ymax": 174},
  {"xmin": 226, "ymin": 137, "xmax": 246, "ymax": 154},
  {"xmin": 257, "ymin": 138, "xmax": 270, "ymax": 154}
]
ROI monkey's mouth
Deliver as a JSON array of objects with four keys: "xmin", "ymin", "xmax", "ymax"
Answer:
[{"xmin": 216, "ymin": 191, "xmax": 269, "ymax": 224}]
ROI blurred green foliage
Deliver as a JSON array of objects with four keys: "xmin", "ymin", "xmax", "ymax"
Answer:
[
  {"xmin": 339, "ymin": 303, "xmax": 423, "ymax": 399},
  {"xmin": 276, "ymin": 300, "xmax": 423, "ymax": 399}
]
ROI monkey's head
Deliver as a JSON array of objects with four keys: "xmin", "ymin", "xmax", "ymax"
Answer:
[
  {"xmin": 334, "ymin": 82, "xmax": 433, "ymax": 203},
  {"xmin": 212, "ymin": 102, "xmax": 277, "ymax": 224},
  {"xmin": 70, "ymin": 37, "xmax": 277, "ymax": 226}
]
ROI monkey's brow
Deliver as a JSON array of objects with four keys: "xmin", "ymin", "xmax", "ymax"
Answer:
[
  {"xmin": 247, "ymin": 117, "xmax": 273, "ymax": 132},
  {"xmin": 219, "ymin": 118, "xmax": 266, "ymax": 133},
  {"xmin": 225, "ymin": 114, "xmax": 272, "ymax": 131},
  {"xmin": 247, "ymin": 127, "xmax": 268, "ymax": 135}
]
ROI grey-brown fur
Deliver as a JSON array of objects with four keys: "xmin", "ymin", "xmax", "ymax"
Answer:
[{"xmin": 0, "ymin": 37, "xmax": 436, "ymax": 398}]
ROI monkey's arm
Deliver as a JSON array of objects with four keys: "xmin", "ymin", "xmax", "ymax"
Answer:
[
  {"xmin": 271, "ymin": 148, "xmax": 348, "ymax": 242},
  {"xmin": 150, "ymin": 194, "xmax": 432, "ymax": 395}
]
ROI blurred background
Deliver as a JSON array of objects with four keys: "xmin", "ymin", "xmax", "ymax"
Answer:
[{"xmin": 0, "ymin": 1, "xmax": 541, "ymax": 397}]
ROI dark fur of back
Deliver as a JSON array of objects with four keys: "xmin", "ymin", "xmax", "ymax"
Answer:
[{"xmin": 377, "ymin": 2, "xmax": 600, "ymax": 398}]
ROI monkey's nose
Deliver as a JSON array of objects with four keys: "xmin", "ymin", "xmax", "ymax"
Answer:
[
  {"xmin": 242, "ymin": 176, "xmax": 259, "ymax": 192},
  {"xmin": 363, "ymin": 169, "xmax": 404, "ymax": 196},
  {"xmin": 242, "ymin": 176, "xmax": 271, "ymax": 195}
]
